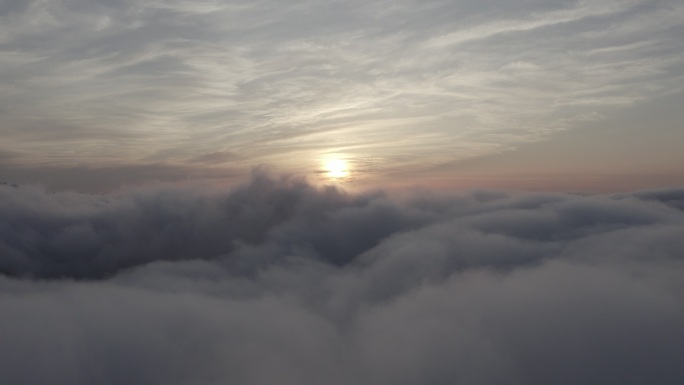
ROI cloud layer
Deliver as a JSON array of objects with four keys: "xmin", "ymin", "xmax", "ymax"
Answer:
[{"xmin": 2, "ymin": 174, "xmax": 684, "ymax": 384}]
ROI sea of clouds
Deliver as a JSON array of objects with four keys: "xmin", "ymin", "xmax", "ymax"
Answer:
[{"xmin": 1, "ymin": 173, "xmax": 684, "ymax": 385}]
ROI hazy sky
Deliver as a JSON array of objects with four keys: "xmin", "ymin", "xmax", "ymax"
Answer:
[{"xmin": 1, "ymin": 0, "xmax": 683, "ymax": 191}]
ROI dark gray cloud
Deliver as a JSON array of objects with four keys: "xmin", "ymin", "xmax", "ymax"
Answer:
[{"xmin": 2, "ymin": 173, "xmax": 684, "ymax": 384}]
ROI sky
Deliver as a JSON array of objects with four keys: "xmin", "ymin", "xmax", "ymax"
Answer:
[{"xmin": 1, "ymin": 0, "xmax": 683, "ymax": 192}]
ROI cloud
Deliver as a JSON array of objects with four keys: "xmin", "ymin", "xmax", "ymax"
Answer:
[
  {"xmin": 423, "ymin": 0, "xmax": 641, "ymax": 49},
  {"xmin": 0, "ymin": 162, "xmax": 244, "ymax": 192},
  {"xmin": 2, "ymin": 173, "xmax": 684, "ymax": 384}
]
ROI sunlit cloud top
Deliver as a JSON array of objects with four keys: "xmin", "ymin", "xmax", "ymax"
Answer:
[{"xmin": 1, "ymin": 0, "xmax": 683, "ymax": 190}]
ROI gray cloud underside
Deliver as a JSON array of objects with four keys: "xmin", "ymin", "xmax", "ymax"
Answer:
[
  {"xmin": 2, "ymin": 173, "xmax": 684, "ymax": 384},
  {"xmin": 1, "ymin": 0, "xmax": 683, "ymax": 176}
]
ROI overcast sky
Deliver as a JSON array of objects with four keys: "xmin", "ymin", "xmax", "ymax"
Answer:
[{"xmin": 1, "ymin": 0, "xmax": 683, "ymax": 191}]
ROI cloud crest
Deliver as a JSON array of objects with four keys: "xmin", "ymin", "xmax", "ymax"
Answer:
[{"xmin": 2, "ymin": 174, "xmax": 684, "ymax": 384}]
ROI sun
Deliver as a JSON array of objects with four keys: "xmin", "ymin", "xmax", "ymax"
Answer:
[{"xmin": 324, "ymin": 158, "xmax": 350, "ymax": 179}]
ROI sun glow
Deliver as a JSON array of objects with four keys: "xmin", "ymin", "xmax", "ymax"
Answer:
[{"xmin": 324, "ymin": 158, "xmax": 350, "ymax": 179}]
